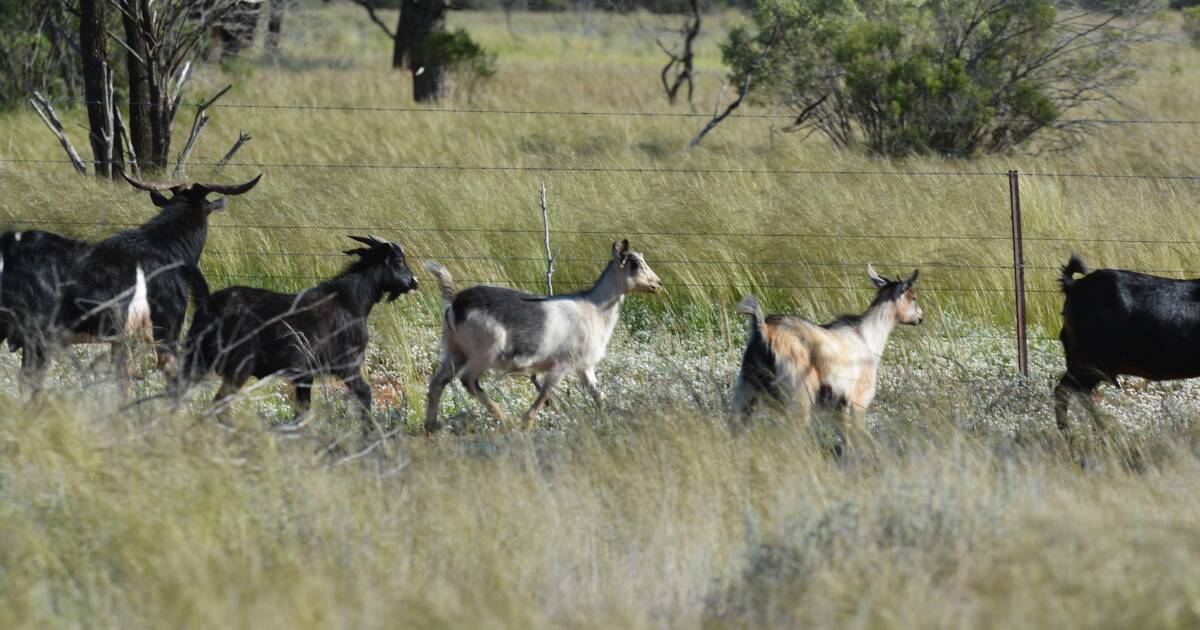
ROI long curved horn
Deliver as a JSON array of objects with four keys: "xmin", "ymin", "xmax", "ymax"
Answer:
[
  {"xmin": 192, "ymin": 173, "xmax": 263, "ymax": 196},
  {"xmin": 119, "ymin": 168, "xmax": 185, "ymax": 192},
  {"xmin": 347, "ymin": 235, "xmax": 389, "ymax": 248}
]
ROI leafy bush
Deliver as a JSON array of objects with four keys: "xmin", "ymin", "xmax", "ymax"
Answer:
[
  {"xmin": 722, "ymin": 0, "xmax": 1157, "ymax": 157},
  {"xmin": 1185, "ymin": 6, "xmax": 1200, "ymax": 45},
  {"xmin": 416, "ymin": 27, "xmax": 498, "ymax": 100},
  {"xmin": 0, "ymin": 2, "xmax": 79, "ymax": 108}
]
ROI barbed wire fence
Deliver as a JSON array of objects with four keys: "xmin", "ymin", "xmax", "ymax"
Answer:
[{"xmin": 2, "ymin": 102, "xmax": 1198, "ymax": 378}]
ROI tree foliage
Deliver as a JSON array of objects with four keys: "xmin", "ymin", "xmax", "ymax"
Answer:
[
  {"xmin": 0, "ymin": 2, "xmax": 79, "ymax": 108},
  {"xmin": 723, "ymin": 0, "xmax": 1160, "ymax": 156},
  {"xmin": 1185, "ymin": 6, "xmax": 1200, "ymax": 45}
]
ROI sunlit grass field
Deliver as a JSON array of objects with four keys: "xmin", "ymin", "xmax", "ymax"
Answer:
[{"xmin": 1, "ymin": 4, "xmax": 1200, "ymax": 627}]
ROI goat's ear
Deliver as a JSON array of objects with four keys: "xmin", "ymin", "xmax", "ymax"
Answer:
[
  {"xmin": 905, "ymin": 269, "xmax": 919, "ymax": 285},
  {"xmin": 149, "ymin": 191, "xmax": 171, "ymax": 208},
  {"xmin": 867, "ymin": 263, "xmax": 889, "ymax": 288},
  {"xmin": 611, "ymin": 238, "xmax": 630, "ymax": 259},
  {"xmin": 344, "ymin": 247, "xmax": 371, "ymax": 257}
]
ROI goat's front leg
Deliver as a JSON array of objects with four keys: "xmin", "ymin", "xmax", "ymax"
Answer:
[
  {"xmin": 293, "ymin": 375, "xmax": 314, "ymax": 420},
  {"xmin": 578, "ymin": 367, "xmax": 606, "ymax": 412},
  {"xmin": 424, "ymin": 359, "xmax": 455, "ymax": 435},
  {"xmin": 531, "ymin": 375, "xmax": 552, "ymax": 407},
  {"xmin": 19, "ymin": 340, "xmax": 50, "ymax": 400},
  {"xmin": 524, "ymin": 370, "xmax": 565, "ymax": 430},
  {"xmin": 211, "ymin": 379, "xmax": 242, "ymax": 424},
  {"xmin": 110, "ymin": 341, "xmax": 132, "ymax": 401},
  {"xmin": 835, "ymin": 403, "xmax": 874, "ymax": 455},
  {"xmin": 343, "ymin": 372, "xmax": 374, "ymax": 427}
]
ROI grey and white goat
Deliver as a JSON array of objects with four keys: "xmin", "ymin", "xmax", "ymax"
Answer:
[
  {"xmin": 423, "ymin": 239, "xmax": 663, "ymax": 433},
  {"xmin": 733, "ymin": 265, "xmax": 923, "ymax": 446}
]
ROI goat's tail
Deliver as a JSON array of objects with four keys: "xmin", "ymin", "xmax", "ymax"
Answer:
[
  {"xmin": 424, "ymin": 261, "xmax": 457, "ymax": 305},
  {"xmin": 124, "ymin": 265, "xmax": 152, "ymax": 340},
  {"xmin": 736, "ymin": 295, "xmax": 766, "ymax": 337},
  {"xmin": 1060, "ymin": 254, "xmax": 1088, "ymax": 292}
]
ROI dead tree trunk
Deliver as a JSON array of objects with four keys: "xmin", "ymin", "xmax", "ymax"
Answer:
[
  {"xmin": 402, "ymin": 0, "xmax": 449, "ymax": 102},
  {"xmin": 80, "ymin": 0, "xmax": 114, "ymax": 178},
  {"xmin": 121, "ymin": 0, "xmax": 154, "ymax": 167},
  {"xmin": 216, "ymin": 0, "xmax": 262, "ymax": 61},
  {"xmin": 265, "ymin": 0, "xmax": 286, "ymax": 51},
  {"xmin": 352, "ymin": 0, "xmax": 450, "ymax": 101},
  {"xmin": 658, "ymin": 0, "xmax": 701, "ymax": 106}
]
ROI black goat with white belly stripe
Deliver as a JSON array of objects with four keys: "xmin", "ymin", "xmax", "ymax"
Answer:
[{"xmin": 0, "ymin": 171, "xmax": 258, "ymax": 393}]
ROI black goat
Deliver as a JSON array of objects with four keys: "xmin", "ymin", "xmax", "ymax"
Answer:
[
  {"xmin": 0, "ymin": 230, "xmax": 90, "ymax": 386},
  {"xmin": 181, "ymin": 235, "xmax": 417, "ymax": 424},
  {"xmin": 1056, "ymin": 254, "xmax": 1200, "ymax": 431},
  {"xmin": 0, "ymin": 171, "xmax": 260, "ymax": 392}
]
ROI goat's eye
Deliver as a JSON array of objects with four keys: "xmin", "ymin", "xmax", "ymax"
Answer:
[{"xmin": 629, "ymin": 258, "xmax": 640, "ymax": 270}]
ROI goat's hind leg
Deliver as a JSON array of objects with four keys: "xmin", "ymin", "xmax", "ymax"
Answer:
[
  {"xmin": 424, "ymin": 359, "xmax": 455, "ymax": 435},
  {"xmin": 460, "ymin": 372, "xmax": 508, "ymax": 428},
  {"xmin": 578, "ymin": 367, "xmax": 606, "ymax": 413},
  {"xmin": 523, "ymin": 370, "xmax": 564, "ymax": 431},
  {"xmin": 1054, "ymin": 369, "xmax": 1105, "ymax": 434},
  {"xmin": 730, "ymin": 372, "xmax": 760, "ymax": 428}
]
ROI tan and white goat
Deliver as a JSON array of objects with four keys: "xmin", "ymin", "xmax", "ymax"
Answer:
[
  {"xmin": 423, "ymin": 239, "xmax": 663, "ymax": 433},
  {"xmin": 732, "ymin": 265, "xmax": 922, "ymax": 445}
]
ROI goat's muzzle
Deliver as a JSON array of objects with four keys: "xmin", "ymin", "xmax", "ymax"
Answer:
[{"xmin": 388, "ymin": 279, "xmax": 418, "ymax": 302}]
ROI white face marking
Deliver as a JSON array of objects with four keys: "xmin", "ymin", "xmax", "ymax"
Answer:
[{"xmin": 13, "ymin": 232, "xmax": 21, "ymax": 242}]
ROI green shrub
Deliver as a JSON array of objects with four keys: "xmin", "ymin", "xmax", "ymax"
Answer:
[
  {"xmin": 722, "ymin": 0, "xmax": 1156, "ymax": 157},
  {"xmin": 417, "ymin": 27, "xmax": 498, "ymax": 100},
  {"xmin": 0, "ymin": 2, "xmax": 78, "ymax": 107},
  {"xmin": 1185, "ymin": 6, "xmax": 1200, "ymax": 46}
]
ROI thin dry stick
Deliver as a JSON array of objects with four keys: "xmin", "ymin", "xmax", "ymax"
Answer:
[
  {"xmin": 174, "ymin": 83, "xmax": 232, "ymax": 176},
  {"xmin": 101, "ymin": 61, "xmax": 115, "ymax": 179},
  {"xmin": 114, "ymin": 105, "xmax": 138, "ymax": 178},
  {"xmin": 30, "ymin": 90, "xmax": 87, "ymax": 174},
  {"xmin": 539, "ymin": 181, "xmax": 554, "ymax": 296}
]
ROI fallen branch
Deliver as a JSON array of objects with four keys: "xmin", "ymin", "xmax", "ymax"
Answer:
[
  {"xmin": 174, "ymin": 83, "xmax": 232, "ymax": 177},
  {"xmin": 687, "ymin": 21, "xmax": 779, "ymax": 150},
  {"xmin": 30, "ymin": 90, "xmax": 87, "ymax": 175}
]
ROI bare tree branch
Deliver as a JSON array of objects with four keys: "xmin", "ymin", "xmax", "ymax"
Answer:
[
  {"xmin": 214, "ymin": 130, "xmax": 252, "ymax": 171},
  {"xmin": 688, "ymin": 21, "xmax": 779, "ymax": 150},
  {"xmin": 349, "ymin": 0, "xmax": 397, "ymax": 39},
  {"xmin": 174, "ymin": 83, "xmax": 231, "ymax": 176}
]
